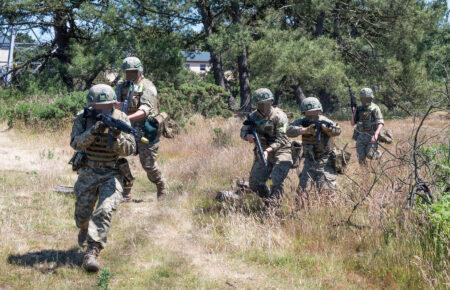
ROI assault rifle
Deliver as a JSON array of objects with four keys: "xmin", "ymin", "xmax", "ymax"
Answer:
[
  {"xmin": 121, "ymin": 81, "xmax": 134, "ymax": 112},
  {"xmin": 298, "ymin": 119, "xmax": 334, "ymax": 143},
  {"xmin": 243, "ymin": 119, "xmax": 268, "ymax": 167},
  {"xmin": 347, "ymin": 82, "xmax": 357, "ymax": 114},
  {"xmin": 83, "ymin": 108, "xmax": 149, "ymax": 144}
]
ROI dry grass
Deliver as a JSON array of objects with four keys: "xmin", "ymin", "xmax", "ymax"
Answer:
[{"xmin": 0, "ymin": 112, "xmax": 448, "ymax": 289}]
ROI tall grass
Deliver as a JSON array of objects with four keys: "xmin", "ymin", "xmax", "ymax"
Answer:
[{"xmin": 0, "ymin": 112, "xmax": 448, "ymax": 289}]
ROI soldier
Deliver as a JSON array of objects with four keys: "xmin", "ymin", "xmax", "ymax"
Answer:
[
  {"xmin": 287, "ymin": 97, "xmax": 341, "ymax": 205},
  {"xmin": 115, "ymin": 56, "xmax": 167, "ymax": 201},
  {"xmin": 240, "ymin": 88, "xmax": 292, "ymax": 203},
  {"xmin": 70, "ymin": 84, "xmax": 136, "ymax": 272},
  {"xmin": 351, "ymin": 87, "xmax": 384, "ymax": 164}
]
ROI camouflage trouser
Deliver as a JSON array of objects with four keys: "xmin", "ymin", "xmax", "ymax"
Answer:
[
  {"xmin": 249, "ymin": 152, "xmax": 292, "ymax": 200},
  {"xmin": 74, "ymin": 168, "xmax": 123, "ymax": 248},
  {"xmin": 299, "ymin": 155, "xmax": 337, "ymax": 192},
  {"xmin": 137, "ymin": 141, "xmax": 166, "ymax": 195},
  {"xmin": 356, "ymin": 132, "xmax": 379, "ymax": 164}
]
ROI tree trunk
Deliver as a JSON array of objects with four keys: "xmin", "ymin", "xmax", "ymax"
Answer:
[
  {"xmin": 332, "ymin": 4, "xmax": 341, "ymax": 39},
  {"xmin": 238, "ymin": 47, "xmax": 251, "ymax": 111},
  {"xmin": 230, "ymin": 1, "xmax": 251, "ymax": 112},
  {"xmin": 197, "ymin": 0, "xmax": 226, "ymax": 89},
  {"xmin": 314, "ymin": 11, "xmax": 325, "ymax": 37},
  {"xmin": 210, "ymin": 50, "xmax": 226, "ymax": 88},
  {"xmin": 318, "ymin": 90, "xmax": 337, "ymax": 113},
  {"xmin": 53, "ymin": 10, "xmax": 74, "ymax": 89},
  {"xmin": 292, "ymin": 83, "xmax": 306, "ymax": 105}
]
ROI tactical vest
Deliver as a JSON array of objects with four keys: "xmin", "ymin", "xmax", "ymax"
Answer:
[
  {"xmin": 83, "ymin": 116, "xmax": 119, "ymax": 162},
  {"xmin": 253, "ymin": 119, "xmax": 276, "ymax": 147},
  {"xmin": 356, "ymin": 106, "xmax": 377, "ymax": 132},
  {"xmin": 300, "ymin": 118, "xmax": 333, "ymax": 158},
  {"xmin": 119, "ymin": 82, "xmax": 143, "ymax": 115}
]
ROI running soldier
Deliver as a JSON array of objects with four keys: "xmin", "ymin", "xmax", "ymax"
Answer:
[
  {"xmin": 70, "ymin": 84, "xmax": 136, "ymax": 272},
  {"xmin": 115, "ymin": 57, "xmax": 168, "ymax": 201}
]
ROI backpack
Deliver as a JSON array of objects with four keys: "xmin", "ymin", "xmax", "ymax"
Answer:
[{"xmin": 331, "ymin": 144, "xmax": 352, "ymax": 174}]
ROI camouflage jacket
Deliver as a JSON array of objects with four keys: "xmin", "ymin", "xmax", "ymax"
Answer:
[
  {"xmin": 240, "ymin": 107, "xmax": 291, "ymax": 153},
  {"xmin": 115, "ymin": 77, "xmax": 159, "ymax": 126},
  {"xmin": 355, "ymin": 103, "xmax": 384, "ymax": 133},
  {"xmin": 287, "ymin": 115, "xmax": 340, "ymax": 158},
  {"xmin": 70, "ymin": 109, "xmax": 136, "ymax": 163}
]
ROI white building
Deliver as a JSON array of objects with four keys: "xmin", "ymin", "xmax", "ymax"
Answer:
[
  {"xmin": 182, "ymin": 51, "xmax": 211, "ymax": 74},
  {"xmin": 0, "ymin": 35, "xmax": 10, "ymax": 77}
]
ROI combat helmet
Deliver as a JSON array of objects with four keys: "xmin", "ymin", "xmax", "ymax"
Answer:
[
  {"xmin": 122, "ymin": 56, "xmax": 144, "ymax": 72},
  {"xmin": 87, "ymin": 84, "xmax": 117, "ymax": 105},
  {"xmin": 252, "ymin": 88, "xmax": 274, "ymax": 104},
  {"xmin": 300, "ymin": 97, "xmax": 323, "ymax": 112},
  {"xmin": 360, "ymin": 87, "xmax": 374, "ymax": 99}
]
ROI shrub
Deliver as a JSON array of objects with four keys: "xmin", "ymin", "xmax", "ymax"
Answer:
[
  {"xmin": 160, "ymin": 82, "xmax": 232, "ymax": 124},
  {"xmin": 1, "ymin": 80, "xmax": 232, "ymax": 126},
  {"xmin": 418, "ymin": 144, "xmax": 449, "ymax": 272}
]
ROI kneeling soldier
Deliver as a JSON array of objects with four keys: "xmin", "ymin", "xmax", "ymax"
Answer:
[
  {"xmin": 240, "ymin": 88, "xmax": 292, "ymax": 203},
  {"xmin": 70, "ymin": 84, "xmax": 136, "ymax": 272},
  {"xmin": 287, "ymin": 97, "xmax": 341, "ymax": 205}
]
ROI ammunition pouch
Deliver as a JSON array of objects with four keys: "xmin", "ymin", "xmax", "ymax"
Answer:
[
  {"xmin": 331, "ymin": 146, "xmax": 351, "ymax": 174},
  {"xmin": 367, "ymin": 143, "xmax": 381, "ymax": 159},
  {"xmin": 143, "ymin": 112, "xmax": 170, "ymax": 142},
  {"xmin": 378, "ymin": 129, "xmax": 393, "ymax": 144},
  {"xmin": 69, "ymin": 151, "xmax": 87, "ymax": 172},
  {"xmin": 291, "ymin": 141, "xmax": 303, "ymax": 169},
  {"xmin": 143, "ymin": 119, "xmax": 159, "ymax": 143}
]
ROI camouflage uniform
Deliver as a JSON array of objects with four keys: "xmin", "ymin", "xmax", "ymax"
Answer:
[
  {"xmin": 354, "ymin": 88, "xmax": 384, "ymax": 164},
  {"xmin": 240, "ymin": 88, "xmax": 292, "ymax": 200},
  {"xmin": 115, "ymin": 57, "xmax": 167, "ymax": 198},
  {"xmin": 70, "ymin": 84, "xmax": 136, "ymax": 272},
  {"xmin": 287, "ymin": 98, "xmax": 341, "ymax": 192}
]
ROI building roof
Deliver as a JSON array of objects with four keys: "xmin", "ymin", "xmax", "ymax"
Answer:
[{"xmin": 182, "ymin": 51, "xmax": 211, "ymax": 62}]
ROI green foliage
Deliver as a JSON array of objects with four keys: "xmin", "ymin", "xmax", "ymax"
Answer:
[
  {"xmin": 418, "ymin": 144, "xmax": 449, "ymax": 272},
  {"xmin": 422, "ymin": 144, "xmax": 450, "ymax": 192},
  {"xmin": 0, "ymin": 89, "xmax": 85, "ymax": 124},
  {"xmin": 97, "ymin": 268, "xmax": 112, "ymax": 290},
  {"xmin": 159, "ymin": 81, "xmax": 232, "ymax": 124},
  {"xmin": 0, "ymin": 79, "xmax": 231, "ymax": 125},
  {"xmin": 251, "ymin": 31, "xmax": 345, "ymax": 97}
]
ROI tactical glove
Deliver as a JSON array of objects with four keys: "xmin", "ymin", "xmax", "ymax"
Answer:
[
  {"xmin": 303, "ymin": 124, "xmax": 316, "ymax": 135},
  {"xmin": 321, "ymin": 124, "xmax": 341, "ymax": 137},
  {"xmin": 91, "ymin": 121, "xmax": 107, "ymax": 134}
]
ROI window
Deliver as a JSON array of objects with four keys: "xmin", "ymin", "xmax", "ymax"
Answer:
[{"xmin": 200, "ymin": 64, "xmax": 206, "ymax": 71}]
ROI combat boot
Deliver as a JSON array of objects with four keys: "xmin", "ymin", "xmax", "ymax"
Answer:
[
  {"xmin": 82, "ymin": 242, "xmax": 101, "ymax": 272},
  {"xmin": 156, "ymin": 181, "xmax": 167, "ymax": 199},
  {"xmin": 122, "ymin": 186, "xmax": 132, "ymax": 202},
  {"xmin": 78, "ymin": 228, "xmax": 88, "ymax": 248}
]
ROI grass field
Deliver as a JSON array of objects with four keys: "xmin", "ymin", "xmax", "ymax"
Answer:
[{"xmin": 0, "ymin": 113, "xmax": 448, "ymax": 289}]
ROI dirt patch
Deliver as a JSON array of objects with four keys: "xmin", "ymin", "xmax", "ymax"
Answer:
[{"xmin": 0, "ymin": 129, "xmax": 72, "ymax": 173}]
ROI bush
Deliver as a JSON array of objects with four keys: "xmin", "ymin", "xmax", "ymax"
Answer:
[
  {"xmin": 0, "ymin": 89, "xmax": 85, "ymax": 125},
  {"xmin": 0, "ymin": 80, "xmax": 232, "ymax": 126},
  {"xmin": 418, "ymin": 144, "xmax": 449, "ymax": 272},
  {"xmin": 159, "ymin": 82, "xmax": 232, "ymax": 124}
]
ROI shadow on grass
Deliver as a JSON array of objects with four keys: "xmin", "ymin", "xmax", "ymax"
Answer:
[{"xmin": 7, "ymin": 247, "xmax": 83, "ymax": 273}]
